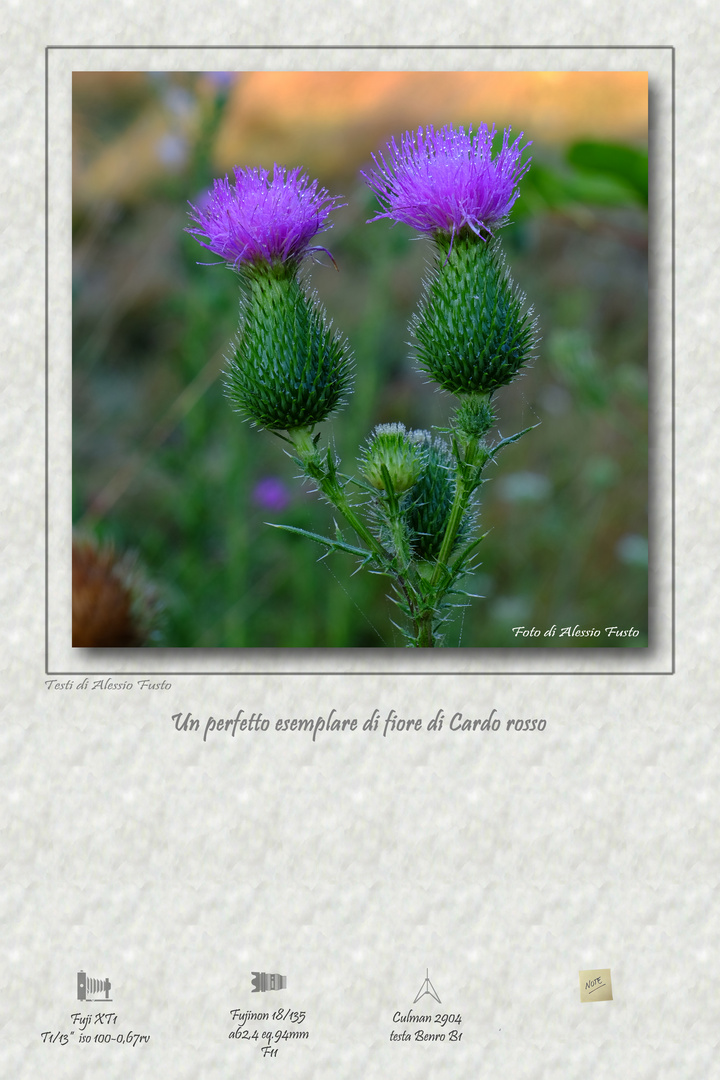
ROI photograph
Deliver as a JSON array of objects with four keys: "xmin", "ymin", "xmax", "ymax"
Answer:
[{"xmin": 72, "ymin": 70, "xmax": 649, "ymax": 648}]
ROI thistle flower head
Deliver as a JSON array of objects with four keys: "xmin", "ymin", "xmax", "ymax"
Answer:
[
  {"xmin": 226, "ymin": 274, "xmax": 353, "ymax": 430},
  {"xmin": 187, "ymin": 165, "xmax": 344, "ymax": 272},
  {"xmin": 362, "ymin": 123, "xmax": 531, "ymax": 240},
  {"xmin": 72, "ymin": 537, "xmax": 160, "ymax": 647},
  {"xmin": 412, "ymin": 236, "xmax": 538, "ymax": 395},
  {"xmin": 360, "ymin": 423, "xmax": 428, "ymax": 493}
]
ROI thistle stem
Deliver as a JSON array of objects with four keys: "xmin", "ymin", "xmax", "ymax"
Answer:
[
  {"xmin": 287, "ymin": 428, "xmax": 389, "ymax": 561},
  {"xmin": 332, "ymin": 486, "xmax": 439, "ymax": 646},
  {"xmin": 429, "ymin": 433, "xmax": 483, "ymax": 591},
  {"xmin": 429, "ymin": 475, "xmax": 471, "ymax": 590},
  {"xmin": 414, "ymin": 609, "xmax": 435, "ymax": 648},
  {"xmin": 383, "ymin": 498, "xmax": 413, "ymax": 575},
  {"xmin": 329, "ymin": 487, "xmax": 387, "ymax": 560},
  {"xmin": 288, "ymin": 427, "xmax": 471, "ymax": 649}
]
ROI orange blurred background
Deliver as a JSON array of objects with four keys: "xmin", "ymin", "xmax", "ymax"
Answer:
[{"xmin": 73, "ymin": 70, "xmax": 647, "ymax": 204}]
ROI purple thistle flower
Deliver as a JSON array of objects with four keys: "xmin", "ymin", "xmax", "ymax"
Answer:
[
  {"xmin": 186, "ymin": 165, "xmax": 344, "ymax": 271},
  {"xmin": 362, "ymin": 123, "xmax": 531, "ymax": 240}
]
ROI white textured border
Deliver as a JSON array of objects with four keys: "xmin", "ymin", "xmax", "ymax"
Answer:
[
  {"xmin": 3, "ymin": 13, "xmax": 719, "ymax": 1080},
  {"xmin": 50, "ymin": 48, "xmax": 668, "ymax": 673}
]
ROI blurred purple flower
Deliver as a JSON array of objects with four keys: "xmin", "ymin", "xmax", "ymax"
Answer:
[
  {"xmin": 164, "ymin": 86, "xmax": 195, "ymax": 117},
  {"xmin": 253, "ymin": 477, "xmax": 291, "ymax": 512},
  {"xmin": 362, "ymin": 123, "xmax": 531, "ymax": 240},
  {"xmin": 156, "ymin": 133, "xmax": 189, "ymax": 169},
  {"xmin": 204, "ymin": 71, "xmax": 236, "ymax": 91},
  {"xmin": 186, "ymin": 166, "xmax": 344, "ymax": 270},
  {"xmin": 190, "ymin": 187, "xmax": 213, "ymax": 214}
]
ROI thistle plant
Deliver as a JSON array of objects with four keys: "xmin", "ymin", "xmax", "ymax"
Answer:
[{"xmin": 187, "ymin": 125, "xmax": 538, "ymax": 647}]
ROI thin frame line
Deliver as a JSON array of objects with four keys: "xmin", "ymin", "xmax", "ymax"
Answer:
[
  {"xmin": 45, "ymin": 46, "xmax": 50, "ymax": 673},
  {"xmin": 54, "ymin": 47, "xmax": 672, "ymax": 677},
  {"xmin": 670, "ymin": 46, "xmax": 676, "ymax": 675},
  {"xmin": 49, "ymin": 45, "xmax": 671, "ymax": 51},
  {"xmin": 45, "ymin": 668, "xmax": 675, "ymax": 677}
]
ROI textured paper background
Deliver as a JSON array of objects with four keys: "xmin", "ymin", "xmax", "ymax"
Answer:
[{"xmin": 2, "ymin": 10, "xmax": 718, "ymax": 1080}]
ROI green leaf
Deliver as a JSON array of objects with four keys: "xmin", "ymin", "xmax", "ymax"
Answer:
[
  {"xmin": 448, "ymin": 532, "xmax": 487, "ymax": 577},
  {"xmin": 265, "ymin": 522, "xmax": 370, "ymax": 560},
  {"xmin": 566, "ymin": 140, "xmax": 648, "ymax": 206},
  {"xmin": 523, "ymin": 150, "xmax": 648, "ymax": 212},
  {"xmin": 489, "ymin": 423, "xmax": 540, "ymax": 460}
]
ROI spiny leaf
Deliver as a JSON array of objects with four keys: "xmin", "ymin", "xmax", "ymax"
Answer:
[
  {"xmin": 266, "ymin": 522, "xmax": 369, "ymax": 559},
  {"xmin": 489, "ymin": 423, "xmax": 539, "ymax": 460}
]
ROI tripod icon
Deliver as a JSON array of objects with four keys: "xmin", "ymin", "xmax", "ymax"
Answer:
[{"xmin": 413, "ymin": 969, "xmax": 441, "ymax": 1005}]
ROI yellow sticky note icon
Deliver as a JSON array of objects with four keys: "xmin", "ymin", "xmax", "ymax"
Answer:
[{"xmin": 579, "ymin": 968, "xmax": 613, "ymax": 1002}]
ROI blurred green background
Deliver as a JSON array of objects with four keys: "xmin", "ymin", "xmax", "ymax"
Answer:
[{"xmin": 72, "ymin": 71, "xmax": 648, "ymax": 648}]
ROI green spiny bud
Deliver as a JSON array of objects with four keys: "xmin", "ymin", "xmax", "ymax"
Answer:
[
  {"xmin": 453, "ymin": 394, "xmax": 497, "ymax": 439},
  {"xmin": 225, "ymin": 272, "xmax": 353, "ymax": 430},
  {"xmin": 405, "ymin": 434, "xmax": 475, "ymax": 561},
  {"xmin": 360, "ymin": 423, "xmax": 427, "ymax": 493},
  {"xmin": 412, "ymin": 235, "xmax": 537, "ymax": 396}
]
